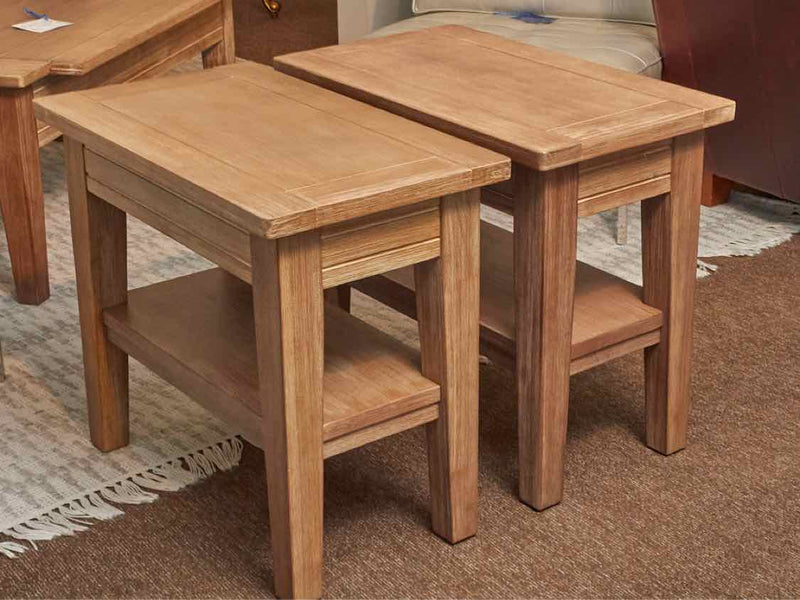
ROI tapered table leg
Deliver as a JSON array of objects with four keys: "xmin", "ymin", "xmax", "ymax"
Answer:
[
  {"xmin": 415, "ymin": 190, "xmax": 480, "ymax": 543},
  {"xmin": 642, "ymin": 131, "xmax": 705, "ymax": 455},
  {"xmin": 202, "ymin": 0, "xmax": 235, "ymax": 68},
  {"xmin": 65, "ymin": 138, "xmax": 129, "ymax": 451},
  {"xmin": 514, "ymin": 164, "xmax": 579, "ymax": 511},
  {"xmin": 251, "ymin": 232, "xmax": 325, "ymax": 599},
  {"xmin": 0, "ymin": 86, "xmax": 49, "ymax": 305}
]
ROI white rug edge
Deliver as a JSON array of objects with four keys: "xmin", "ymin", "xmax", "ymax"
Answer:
[
  {"xmin": 0, "ymin": 436, "xmax": 243, "ymax": 558},
  {"xmin": 697, "ymin": 230, "xmax": 799, "ymax": 277}
]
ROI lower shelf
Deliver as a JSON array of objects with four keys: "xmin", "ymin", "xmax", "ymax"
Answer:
[
  {"xmin": 357, "ymin": 222, "xmax": 663, "ymax": 374},
  {"xmin": 103, "ymin": 269, "xmax": 440, "ymax": 458}
]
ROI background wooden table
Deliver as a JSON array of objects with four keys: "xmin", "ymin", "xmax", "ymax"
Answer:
[
  {"xmin": 0, "ymin": 0, "xmax": 234, "ymax": 304},
  {"xmin": 276, "ymin": 25, "xmax": 736, "ymax": 511},
  {"xmin": 655, "ymin": 0, "xmax": 800, "ymax": 204}
]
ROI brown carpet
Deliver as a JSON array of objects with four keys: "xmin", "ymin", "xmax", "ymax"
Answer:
[{"xmin": 2, "ymin": 236, "xmax": 799, "ymax": 599}]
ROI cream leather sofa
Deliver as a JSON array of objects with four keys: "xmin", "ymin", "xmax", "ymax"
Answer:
[
  {"xmin": 342, "ymin": 0, "xmax": 662, "ymax": 242},
  {"xmin": 367, "ymin": 1, "xmax": 660, "ymax": 77}
]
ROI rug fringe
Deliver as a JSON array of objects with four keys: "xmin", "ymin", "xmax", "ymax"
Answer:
[
  {"xmin": 0, "ymin": 542, "xmax": 27, "ymax": 559},
  {"xmin": 697, "ymin": 260, "xmax": 719, "ymax": 278},
  {"xmin": 0, "ymin": 437, "xmax": 243, "ymax": 558},
  {"xmin": 697, "ymin": 227, "xmax": 798, "ymax": 278},
  {"xmin": 717, "ymin": 229, "xmax": 798, "ymax": 257}
]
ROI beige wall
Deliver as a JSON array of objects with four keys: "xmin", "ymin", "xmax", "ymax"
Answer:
[{"xmin": 338, "ymin": 0, "xmax": 413, "ymax": 43}]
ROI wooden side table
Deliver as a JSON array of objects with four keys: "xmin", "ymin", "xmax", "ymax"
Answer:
[
  {"xmin": 276, "ymin": 25, "xmax": 736, "ymax": 511},
  {"xmin": 0, "ymin": 0, "xmax": 235, "ymax": 305},
  {"xmin": 35, "ymin": 62, "xmax": 509, "ymax": 598}
]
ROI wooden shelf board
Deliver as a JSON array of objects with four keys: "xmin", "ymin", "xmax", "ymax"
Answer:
[
  {"xmin": 480, "ymin": 221, "xmax": 664, "ymax": 359},
  {"xmin": 103, "ymin": 269, "xmax": 440, "ymax": 450},
  {"xmin": 377, "ymin": 222, "xmax": 663, "ymax": 365}
]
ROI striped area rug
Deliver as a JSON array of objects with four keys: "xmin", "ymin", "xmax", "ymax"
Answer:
[{"xmin": 0, "ymin": 144, "xmax": 241, "ymax": 559}]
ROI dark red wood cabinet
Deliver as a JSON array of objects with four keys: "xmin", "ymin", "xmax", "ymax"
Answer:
[
  {"xmin": 233, "ymin": 0, "xmax": 337, "ymax": 66},
  {"xmin": 655, "ymin": 0, "xmax": 800, "ymax": 202}
]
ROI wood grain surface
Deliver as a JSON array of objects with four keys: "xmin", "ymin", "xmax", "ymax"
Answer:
[
  {"xmin": 102, "ymin": 268, "xmax": 442, "ymax": 448},
  {"xmin": 416, "ymin": 191, "xmax": 480, "ymax": 543},
  {"xmin": 642, "ymin": 131, "xmax": 705, "ymax": 455},
  {"xmin": 0, "ymin": 86, "xmax": 49, "ymax": 303},
  {"xmin": 276, "ymin": 25, "xmax": 735, "ymax": 170},
  {"xmin": 0, "ymin": 0, "xmax": 220, "ymax": 81},
  {"xmin": 35, "ymin": 62, "xmax": 509, "ymax": 239},
  {"xmin": 65, "ymin": 138, "xmax": 129, "ymax": 452}
]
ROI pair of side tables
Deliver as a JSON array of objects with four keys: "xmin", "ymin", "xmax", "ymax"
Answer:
[{"xmin": 29, "ymin": 17, "xmax": 733, "ymax": 600}]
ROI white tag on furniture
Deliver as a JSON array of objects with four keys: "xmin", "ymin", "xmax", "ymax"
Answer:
[{"xmin": 12, "ymin": 18, "xmax": 73, "ymax": 33}]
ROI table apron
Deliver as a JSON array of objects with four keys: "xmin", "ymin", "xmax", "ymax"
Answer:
[
  {"xmin": 483, "ymin": 140, "xmax": 674, "ymax": 217},
  {"xmin": 84, "ymin": 148, "xmax": 443, "ymax": 288}
]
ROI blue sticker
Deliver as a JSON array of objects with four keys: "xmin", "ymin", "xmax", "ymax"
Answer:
[
  {"xmin": 496, "ymin": 11, "xmax": 556, "ymax": 24},
  {"xmin": 23, "ymin": 7, "xmax": 50, "ymax": 21}
]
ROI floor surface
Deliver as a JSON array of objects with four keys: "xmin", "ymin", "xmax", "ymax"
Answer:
[{"xmin": 1, "ymin": 236, "xmax": 798, "ymax": 599}]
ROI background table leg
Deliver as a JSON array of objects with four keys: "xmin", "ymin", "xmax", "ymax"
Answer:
[
  {"xmin": 251, "ymin": 232, "xmax": 325, "ymax": 599},
  {"xmin": 65, "ymin": 138, "xmax": 129, "ymax": 452},
  {"xmin": 202, "ymin": 0, "xmax": 235, "ymax": 68},
  {"xmin": 642, "ymin": 131, "xmax": 705, "ymax": 455},
  {"xmin": 324, "ymin": 284, "xmax": 351, "ymax": 312},
  {"xmin": 616, "ymin": 205, "xmax": 629, "ymax": 245},
  {"xmin": 0, "ymin": 86, "xmax": 49, "ymax": 305},
  {"xmin": 415, "ymin": 190, "xmax": 480, "ymax": 544},
  {"xmin": 514, "ymin": 164, "xmax": 579, "ymax": 511}
]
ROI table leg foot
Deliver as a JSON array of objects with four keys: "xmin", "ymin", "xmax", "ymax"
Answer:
[
  {"xmin": 642, "ymin": 132, "xmax": 704, "ymax": 455},
  {"xmin": 701, "ymin": 169, "xmax": 733, "ymax": 207}
]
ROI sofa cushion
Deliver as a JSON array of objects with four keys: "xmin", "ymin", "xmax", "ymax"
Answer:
[
  {"xmin": 413, "ymin": 0, "xmax": 655, "ymax": 25},
  {"xmin": 370, "ymin": 11, "xmax": 662, "ymax": 77}
]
